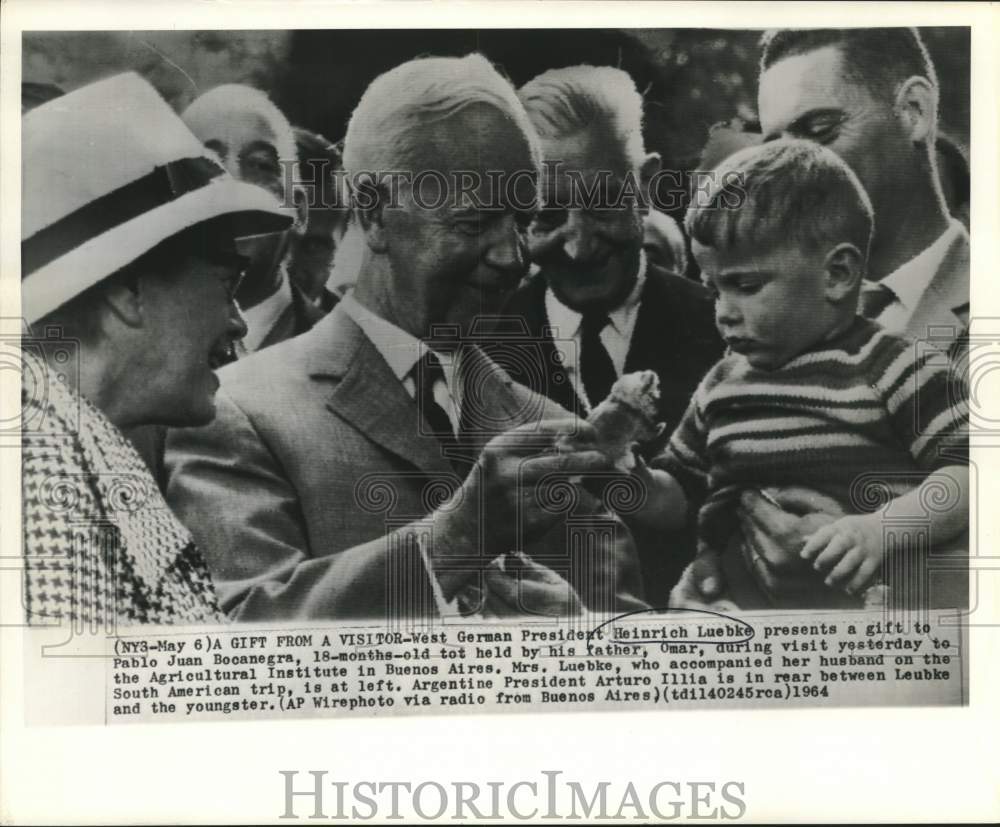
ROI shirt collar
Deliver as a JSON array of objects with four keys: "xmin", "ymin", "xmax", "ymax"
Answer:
[
  {"xmin": 879, "ymin": 218, "xmax": 964, "ymax": 311},
  {"xmin": 340, "ymin": 291, "xmax": 429, "ymax": 382},
  {"xmin": 544, "ymin": 251, "xmax": 647, "ymax": 339},
  {"xmin": 242, "ymin": 268, "xmax": 293, "ymax": 352}
]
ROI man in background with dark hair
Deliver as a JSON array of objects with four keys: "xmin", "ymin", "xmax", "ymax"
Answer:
[
  {"xmin": 288, "ymin": 127, "xmax": 348, "ymax": 313},
  {"xmin": 758, "ymin": 27, "xmax": 968, "ymax": 348}
]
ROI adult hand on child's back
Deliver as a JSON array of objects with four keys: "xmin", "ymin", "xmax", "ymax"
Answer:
[
  {"xmin": 737, "ymin": 487, "xmax": 845, "ymax": 603},
  {"xmin": 672, "ymin": 487, "xmax": 845, "ymax": 608}
]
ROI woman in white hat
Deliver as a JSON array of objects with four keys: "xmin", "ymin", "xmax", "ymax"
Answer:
[{"xmin": 20, "ymin": 73, "xmax": 293, "ymax": 626}]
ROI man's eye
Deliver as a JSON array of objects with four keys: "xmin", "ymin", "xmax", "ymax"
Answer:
[
  {"xmin": 800, "ymin": 115, "xmax": 846, "ymax": 143},
  {"xmin": 243, "ymin": 154, "xmax": 280, "ymax": 177},
  {"xmin": 444, "ymin": 216, "xmax": 480, "ymax": 236}
]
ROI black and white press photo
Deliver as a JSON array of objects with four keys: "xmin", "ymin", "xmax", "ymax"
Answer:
[{"xmin": 3, "ymin": 4, "xmax": 996, "ymax": 824}]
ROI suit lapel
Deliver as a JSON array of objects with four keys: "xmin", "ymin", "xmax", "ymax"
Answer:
[
  {"xmin": 314, "ymin": 309, "xmax": 454, "ymax": 475},
  {"xmin": 257, "ymin": 300, "xmax": 296, "ymax": 351},
  {"xmin": 623, "ymin": 275, "xmax": 659, "ymax": 375},
  {"xmin": 907, "ymin": 231, "xmax": 970, "ymax": 341}
]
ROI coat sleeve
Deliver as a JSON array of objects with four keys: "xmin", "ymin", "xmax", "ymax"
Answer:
[{"xmin": 163, "ymin": 389, "xmax": 432, "ymax": 621}]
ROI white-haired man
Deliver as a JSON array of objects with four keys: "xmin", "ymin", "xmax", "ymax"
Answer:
[
  {"xmin": 495, "ymin": 65, "xmax": 722, "ymax": 602},
  {"xmin": 21, "ymin": 73, "xmax": 292, "ymax": 625},
  {"xmin": 165, "ymin": 54, "xmax": 644, "ymax": 621}
]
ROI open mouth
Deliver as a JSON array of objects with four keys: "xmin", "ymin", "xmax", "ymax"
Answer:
[
  {"xmin": 207, "ymin": 339, "xmax": 237, "ymax": 370},
  {"xmin": 725, "ymin": 337, "xmax": 756, "ymax": 354}
]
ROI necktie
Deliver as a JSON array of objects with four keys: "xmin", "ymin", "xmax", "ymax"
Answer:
[
  {"xmin": 416, "ymin": 350, "xmax": 455, "ymax": 439},
  {"xmin": 415, "ymin": 351, "xmax": 473, "ymax": 479},
  {"xmin": 859, "ymin": 281, "xmax": 897, "ymax": 321},
  {"xmin": 579, "ymin": 312, "xmax": 617, "ymax": 408}
]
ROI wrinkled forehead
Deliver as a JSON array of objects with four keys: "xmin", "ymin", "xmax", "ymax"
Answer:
[
  {"xmin": 538, "ymin": 128, "xmax": 635, "ymax": 196},
  {"xmin": 185, "ymin": 104, "xmax": 281, "ymax": 158},
  {"xmin": 422, "ymin": 104, "xmax": 536, "ymax": 173},
  {"xmin": 408, "ymin": 105, "xmax": 539, "ymax": 208},
  {"xmin": 758, "ymin": 45, "xmax": 868, "ymax": 133}
]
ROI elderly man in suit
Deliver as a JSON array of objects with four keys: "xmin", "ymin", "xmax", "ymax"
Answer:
[
  {"xmin": 165, "ymin": 54, "xmax": 643, "ymax": 622},
  {"xmin": 500, "ymin": 66, "xmax": 721, "ymax": 436},
  {"xmin": 680, "ymin": 28, "xmax": 971, "ymax": 610},
  {"xmin": 493, "ymin": 66, "xmax": 723, "ymax": 602}
]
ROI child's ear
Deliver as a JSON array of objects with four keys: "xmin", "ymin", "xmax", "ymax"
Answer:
[{"xmin": 823, "ymin": 243, "xmax": 865, "ymax": 302}]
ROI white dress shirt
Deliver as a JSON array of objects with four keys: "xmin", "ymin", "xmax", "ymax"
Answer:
[
  {"xmin": 339, "ymin": 292, "xmax": 459, "ymax": 432},
  {"xmin": 242, "ymin": 271, "xmax": 293, "ymax": 352},
  {"xmin": 543, "ymin": 253, "xmax": 647, "ymax": 411},
  {"xmin": 864, "ymin": 219, "xmax": 965, "ymax": 334}
]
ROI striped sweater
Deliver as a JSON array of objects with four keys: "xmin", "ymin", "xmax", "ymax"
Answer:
[{"xmin": 654, "ymin": 317, "xmax": 968, "ymax": 557}]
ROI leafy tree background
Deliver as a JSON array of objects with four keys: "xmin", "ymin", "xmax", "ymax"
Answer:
[{"xmin": 25, "ymin": 27, "xmax": 969, "ymax": 176}]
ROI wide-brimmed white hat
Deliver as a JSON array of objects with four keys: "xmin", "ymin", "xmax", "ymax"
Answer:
[{"xmin": 22, "ymin": 72, "xmax": 294, "ymax": 324}]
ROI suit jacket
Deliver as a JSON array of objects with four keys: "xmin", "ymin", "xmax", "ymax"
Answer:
[
  {"xmin": 495, "ymin": 265, "xmax": 723, "ymax": 438},
  {"xmin": 493, "ymin": 265, "xmax": 724, "ymax": 604},
  {"xmin": 164, "ymin": 303, "xmax": 644, "ymax": 621},
  {"xmin": 904, "ymin": 228, "xmax": 970, "ymax": 348}
]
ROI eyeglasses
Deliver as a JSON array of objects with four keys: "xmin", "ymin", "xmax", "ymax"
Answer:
[{"xmin": 205, "ymin": 251, "xmax": 250, "ymax": 302}]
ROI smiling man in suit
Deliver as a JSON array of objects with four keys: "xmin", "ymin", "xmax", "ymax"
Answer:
[
  {"xmin": 164, "ymin": 54, "xmax": 643, "ymax": 622},
  {"xmin": 501, "ymin": 65, "xmax": 721, "ymax": 441},
  {"xmin": 758, "ymin": 28, "xmax": 969, "ymax": 349},
  {"xmin": 494, "ymin": 66, "xmax": 723, "ymax": 602}
]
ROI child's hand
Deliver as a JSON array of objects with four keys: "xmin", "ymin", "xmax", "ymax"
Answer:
[{"xmin": 799, "ymin": 513, "xmax": 884, "ymax": 594}]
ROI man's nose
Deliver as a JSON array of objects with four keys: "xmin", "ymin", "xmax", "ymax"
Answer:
[
  {"xmin": 484, "ymin": 216, "xmax": 527, "ymax": 275},
  {"xmin": 223, "ymin": 156, "xmax": 242, "ymax": 182},
  {"xmin": 560, "ymin": 211, "xmax": 600, "ymax": 261}
]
